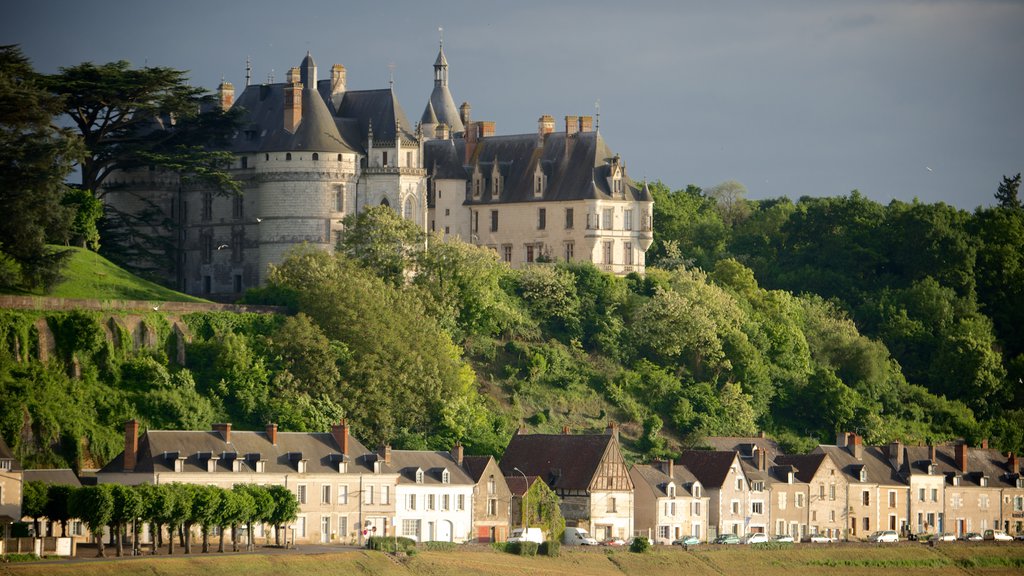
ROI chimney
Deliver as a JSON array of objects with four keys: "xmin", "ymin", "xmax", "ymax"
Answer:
[
  {"xmin": 451, "ymin": 441, "xmax": 464, "ymax": 466},
  {"xmin": 1009, "ymin": 452, "xmax": 1019, "ymax": 474},
  {"xmin": 538, "ymin": 115, "xmax": 555, "ymax": 137},
  {"xmin": 562, "ymin": 425, "xmax": 570, "ymax": 435},
  {"xmin": 331, "ymin": 64, "xmax": 346, "ymax": 94},
  {"xmin": 981, "ymin": 438, "xmax": 988, "ymax": 450},
  {"xmin": 123, "ymin": 419, "xmax": 139, "ymax": 472},
  {"xmin": 479, "ymin": 121, "xmax": 496, "ymax": 138},
  {"xmin": 435, "ymin": 123, "xmax": 450, "ymax": 140},
  {"xmin": 213, "ymin": 423, "xmax": 232, "ymax": 443},
  {"xmin": 888, "ymin": 441, "xmax": 904, "ymax": 469},
  {"xmin": 660, "ymin": 458, "xmax": 674, "ymax": 478},
  {"xmin": 465, "ymin": 121, "xmax": 478, "ymax": 164},
  {"xmin": 606, "ymin": 421, "xmax": 619, "ymax": 442},
  {"xmin": 758, "ymin": 449, "xmax": 767, "ymax": 471},
  {"xmin": 955, "ymin": 442, "xmax": 968, "ymax": 473},
  {"xmin": 331, "ymin": 419, "xmax": 349, "ymax": 455},
  {"xmin": 459, "ymin": 101, "xmax": 472, "ymax": 125},
  {"xmin": 848, "ymin": 433, "xmax": 863, "ymax": 460},
  {"xmin": 217, "ymin": 81, "xmax": 234, "ymax": 111},
  {"xmin": 266, "ymin": 423, "xmax": 278, "ymax": 446},
  {"xmin": 758, "ymin": 430, "xmax": 766, "ymax": 439},
  {"xmin": 578, "ymin": 115, "xmax": 593, "ymax": 133},
  {"xmin": 837, "ymin": 432, "xmax": 849, "ymax": 448},
  {"xmin": 284, "ymin": 70, "xmax": 302, "ymax": 134},
  {"xmin": 565, "ymin": 115, "xmax": 579, "ymax": 136},
  {"xmin": 929, "ymin": 444, "xmax": 936, "ymax": 464},
  {"xmin": 379, "ymin": 444, "xmax": 392, "ymax": 464}
]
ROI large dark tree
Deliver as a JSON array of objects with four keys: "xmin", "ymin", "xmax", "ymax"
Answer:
[
  {"xmin": 996, "ymin": 173, "xmax": 1021, "ymax": 209},
  {"xmin": 0, "ymin": 46, "xmax": 81, "ymax": 290}
]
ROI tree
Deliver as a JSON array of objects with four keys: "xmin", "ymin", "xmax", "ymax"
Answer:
[
  {"xmin": 21, "ymin": 480, "xmax": 48, "ymax": 536},
  {"xmin": 338, "ymin": 205, "xmax": 425, "ymax": 285},
  {"xmin": 522, "ymin": 479, "xmax": 564, "ymax": 543},
  {"xmin": 220, "ymin": 487, "xmax": 252, "ymax": 553},
  {"xmin": 136, "ymin": 483, "xmax": 172, "ymax": 555},
  {"xmin": 69, "ymin": 484, "xmax": 114, "ymax": 557},
  {"xmin": 266, "ymin": 484, "xmax": 299, "ymax": 547},
  {"xmin": 43, "ymin": 484, "xmax": 74, "ymax": 537},
  {"xmin": 109, "ymin": 483, "xmax": 142, "ymax": 557},
  {"xmin": 0, "ymin": 46, "xmax": 81, "ymax": 290},
  {"xmin": 996, "ymin": 173, "xmax": 1021, "ymax": 209},
  {"xmin": 236, "ymin": 484, "xmax": 275, "ymax": 551},
  {"xmin": 707, "ymin": 180, "xmax": 752, "ymax": 228},
  {"xmin": 191, "ymin": 484, "xmax": 223, "ymax": 553}
]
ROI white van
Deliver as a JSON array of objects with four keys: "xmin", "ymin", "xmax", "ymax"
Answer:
[
  {"xmin": 507, "ymin": 527, "xmax": 544, "ymax": 544},
  {"xmin": 563, "ymin": 527, "xmax": 599, "ymax": 545}
]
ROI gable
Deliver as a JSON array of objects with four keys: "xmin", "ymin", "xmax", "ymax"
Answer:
[{"xmin": 588, "ymin": 439, "xmax": 633, "ymax": 492}]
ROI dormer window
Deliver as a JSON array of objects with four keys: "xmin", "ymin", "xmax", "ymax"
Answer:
[
  {"xmin": 693, "ymin": 484, "xmax": 702, "ymax": 498},
  {"xmin": 255, "ymin": 460, "xmax": 265, "ymax": 473},
  {"xmin": 859, "ymin": 469, "xmax": 867, "ymax": 483},
  {"xmin": 752, "ymin": 481, "xmax": 764, "ymax": 492},
  {"xmin": 928, "ymin": 464, "xmax": 937, "ymax": 475},
  {"xmin": 980, "ymin": 476, "xmax": 988, "ymax": 487},
  {"xmin": 442, "ymin": 469, "xmax": 450, "ymax": 484},
  {"xmin": 952, "ymin": 476, "xmax": 961, "ymax": 486},
  {"xmin": 297, "ymin": 459, "xmax": 308, "ymax": 474},
  {"xmin": 1016, "ymin": 478, "xmax": 1024, "ymax": 489},
  {"xmin": 787, "ymin": 472, "xmax": 794, "ymax": 484},
  {"xmin": 416, "ymin": 468, "xmax": 424, "ymax": 483},
  {"xmin": 667, "ymin": 483, "xmax": 676, "ymax": 498},
  {"xmin": 0, "ymin": 459, "xmax": 11, "ymax": 471},
  {"xmin": 533, "ymin": 165, "xmax": 545, "ymax": 198}
]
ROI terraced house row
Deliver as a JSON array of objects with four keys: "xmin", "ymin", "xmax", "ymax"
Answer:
[{"xmin": 3, "ymin": 425, "xmax": 1024, "ymax": 546}]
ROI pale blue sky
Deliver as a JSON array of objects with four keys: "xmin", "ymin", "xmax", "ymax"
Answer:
[{"xmin": 5, "ymin": 0, "xmax": 1022, "ymax": 209}]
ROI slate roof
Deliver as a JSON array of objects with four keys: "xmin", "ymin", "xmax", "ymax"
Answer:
[
  {"xmin": 499, "ymin": 432, "xmax": 615, "ymax": 492},
  {"xmin": 23, "ymin": 469, "xmax": 81, "ymax": 487},
  {"xmin": 461, "ymin": 455, "xmax": 495, "ymax": 483},
  {"xmin": 388, "ymin": 450, "xmax": 475, "ymax": 486},
  {"xmin": 425, "ymin": 131, "xmax": 652, "ymax": 205},
  {"xmin": 99, "ymin": 429, "xmax": 373, "ymax": 475},
  {"xmin": 505, "ymin": 475, "xmax": 542, "ymax": 497},
  {"xmin": 677, "ymin": 450, "xmax": 740, "ymax": 489},
  {"xmin": 334, "ymin": 88, "xmax": 418, "ymax": 147},
  {"xmin": 630, "ymin": 463, "xmax": 701, "ymax": 498},
  {"xmin": 702, "ymin": 436, "xmax": 782, "ymax": 461},
  {"xmin": 774, "ymin": 454, "xmax": 828, "ymax": 484},
  {"xmin": 814, "ymin": 445, "xmax": 904, "ymax": 486},
  {"xmin": 0, "ymin": 435, "xmax": 19, "ymax": 471},
  {"xmin": 422, "ymin": 45, "xmax": 464, "ymax": 134},
  {"xmin": 229, "ymin": 84, "xmax": 356, "ymax": 154},
  {"xmin": 905, "ymin": 445, "xmax": 1022, "ymax": 488}
]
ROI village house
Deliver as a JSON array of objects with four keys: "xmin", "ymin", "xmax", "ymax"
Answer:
[
  {"xmin": 20, "ymin": 469, "xmax": 82, "ymax": 538},
  {"xmin": 462, "ymin": 454, "xmax": 512, "ymax": 542},
  {"xmin": 678, "ymin": 450, "xmax": 762, "ymax": 538},
  {"xmin": 629, "ymin": 459, "xmax": 709, "ymax": 543},
  {"xmin": 499, "ymin": 425, "xmax": 633, "ymax": 541},
  {"xmin": 388, "ymin": 444, "xmax": 476, "ymax": 543},
  {"xmin": 811, "ymin": 433, "xmax": 909, "ymax": 540},
  {"xmin": 0, "ymin": 435, "xmax": 21, "ymax": 551}
]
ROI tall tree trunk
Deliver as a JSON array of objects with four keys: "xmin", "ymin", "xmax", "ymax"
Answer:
[
  {"xmin": 60, "ymin": 520, "xmax": 67, "ymax": 538},
  {"xmin": 247, "ymin": 521, "xmax": 253, "ymax": 551},
  {"xmin": 167, "ymin": 524, "xmax": 175, "ymax": 555},
  {"xmin": 96, "ymin": 531, "xmax": 106, "ymax": 558},
  {"xmin": 154, "ymin": 522, "xmax": 162, "ymax": 555},
  {"xmin": 275, "ymin": 524, "xmax": 281, "ymax": 546},
  {"xmin": 132, "ymin": 518, "xmax": 138, "ymax": 555},
  {"xmin": 202, "ymin": 526, "xmax": 209, "ymax": 553},
  {"xmin": 115, "ymin": 522, "xmax": 124, "ymax": 557},
  {"xmin": 178, "ymin": 524, "xmax": 185, "ymax": 547},
  {"xmin": 184, "ymin": 523, "xmax": 192, "ymax": 554},
  {"xmin": 218, "ymin": 526, "xmax": 225, "ymax": 553}
]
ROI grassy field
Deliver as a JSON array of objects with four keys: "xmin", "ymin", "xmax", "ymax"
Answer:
[
  {"xmin": 6, "ymin": 246, "xmax": 206, "ymax": 302},
  {"xmin": 3, "ymin": 543, "xmax": 1022, "ymax": 576}
]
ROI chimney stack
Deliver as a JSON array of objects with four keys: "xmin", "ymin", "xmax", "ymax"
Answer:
[
  {"xmin": 451, "ymin": 442, "xmax": 464, "ymax": 466},
  {"xmin": 606, "ymin": 421, "xmax": 619, "ymax": 442},
  {"xmin": 331, "ymin": 419, "xmax": 349, "ymax": 455},
  {"xmin": 217, "ymin": 81, "xmax": 234, "ymax": 111},
  {"xmin": 379, "ymin": 444, "xmax": 392, "ymax": 464},
  {"xmin": 888, "ymin": 441, "xmax": 904, "ymax": 469},
  {"xmin": 284, "ymin": 68, "xmax": 302, "ymax": 134},
  {"xmin": 929, "ymin": 444, "xmax": 937, "ymax": 464},
  {"xmin": 578, "ymin": 115, "xmax": 593, "ymax": 133},
  {"xmin": 459, "ymin": 101, "xmax": 472, "ymax": 125},
  {"xmin": 479, "ymin": 121, "xmax": 496, "ymax": 138},
  {"xmin": 565, "ymin": 115, "xmax": 579, "ymax": 136},
  {"xmin": 1009, "ymin": 452, "xmax": 1019, "ymax": 474},
  {"xmin": 849, "ymin": 433, "xmax": 863, "ymax": 460},
  {"xmin": 123, "ymin": 419, "xmax": 139, "ymax": 472},
  {"xmin": 213, "ymin": 423, "xmax": 232, "ymax": 443},
  {"xmin": 758, "ymin": 449, "xmax": 767, "ymax": 471},
  {"xmin": 266, "ymin": 423, "xmax": 278, "ymax": 446},
  {"xmin": 465, "ymin": 121, "xmax": 478, "ymax": 164},
  {"xmin": 331, "ymin": 64, "xmax": 346, "ymax": 94},
  {"xmin": 981, "ymin": 438, "xmax": 989, "ymax": 450},
  {"xmin": 435, "ymin": 123, "xmax": 450, "ymax": 140},
  {"xmin": 956, "ymin": 442, "xmax": 968, "ymax": 473}
]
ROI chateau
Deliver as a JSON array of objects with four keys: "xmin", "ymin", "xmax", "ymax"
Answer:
[{"xmin": 102, "ymin": 45, "xmax": 653, "ymax": 297}]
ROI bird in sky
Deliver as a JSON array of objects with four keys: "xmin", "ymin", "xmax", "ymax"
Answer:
[
  {"xmin": 217, "ymin": 244, "xmax": 229, "ymax": 250},
  {"xmin": 926, "ymin": 166, "xmax": 933, "ymax": 172},
  {"xmin": 256, "ymin": 217, "xmax": 263, "ymax": 223}
]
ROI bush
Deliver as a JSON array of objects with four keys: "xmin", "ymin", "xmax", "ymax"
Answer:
[
  {"xmin": 519, "ymin": 541, "xmax": 539, "ymax": 557},
  {"xmin": 629, "ymin": 536, "xmax": 652, "ymax": 553},
  {"xmin": 539, "ymin": 539, "xmax": 560, "ymax": 557},
  {"xmin": 425, "ymin": 541, "xmax": 456, "ymax": 552},
  {"xmin": 491, "ymin": 541, "xmax": 509, "ymax": 553},
  {"xmin": 366, "ymin": 535, "xmax": 417, "ymax": 553},
  {"xmin": 1, "ymin": 553, "xmax": 40, "ymax": 563},
  {"xmin": 751, "ymin": 541, "xmax": 793, "ymax": 550}
]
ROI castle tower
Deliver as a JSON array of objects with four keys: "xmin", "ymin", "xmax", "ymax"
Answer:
[{"xmin": 421, "ymin": 41, "xmax": 464, "ymax": 135}]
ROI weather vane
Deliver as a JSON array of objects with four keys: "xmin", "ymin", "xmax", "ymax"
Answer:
[{"xmin": 439, "ymin": 26, "xmax": 444, "ymax": 47}]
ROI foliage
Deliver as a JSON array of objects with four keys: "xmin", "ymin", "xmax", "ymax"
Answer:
[
  {"xmin": 69, "ymin": 484, "xmax": 114, "ymax": 556},
  {"xmin": 629, "ymin": 536, "xmax": 652, "ymax": 553},
  {"xmin": 539, "ymin": 539, "xmax": 560, "ymax": 557},
  {"xmin": 995, "ymin": 173, "xmax": 1021, "ymax": 209},
  {"xmin": 366, "ymin": 535, "xmax": 417, "ymax": 553},
  {"xmin": 0, "ymin": 47, "xmax": 81, "ymax": 290},
  {"xmin": 338, "ymin": 205, "xmax": 425, "ymax": 286}
]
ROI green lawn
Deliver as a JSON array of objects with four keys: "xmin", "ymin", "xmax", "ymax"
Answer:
[{"xmin": 6, "ymin": 246, "xmax": 206, "ymax": 303}]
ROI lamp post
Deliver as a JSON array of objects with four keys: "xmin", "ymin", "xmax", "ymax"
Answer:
[{"xmin": 513, "ymin": 467, "xmax": 528, "ymax": 528}]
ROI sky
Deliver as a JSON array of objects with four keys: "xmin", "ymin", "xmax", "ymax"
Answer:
[{"xmin": 4, "ymin": 0, "xmax": 1023, "ymax": 210}]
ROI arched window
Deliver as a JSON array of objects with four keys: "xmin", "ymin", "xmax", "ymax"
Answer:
[
  {"xmin": 403, "ymin": 197, "xmax": 413, "ymax": 220},
  {"xmin": 415, "ymin": 469, "xmax": 424, "ymax": 483},
  {"xmin": 442, "ymin": 469, "xmax": 450, "ymax": 484},
  {"xmin": 380, "ymin": 198, "xmax": 390, "ymax": 208},
  {"xmin": 286, "ymin": 153, "xmax": 292, "ymax": 161},
  {"xmin": 311, "ymin": 153, "xmax": 319, "ymax": 161}
]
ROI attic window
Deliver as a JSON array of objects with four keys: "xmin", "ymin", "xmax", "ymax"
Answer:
[
  {"xmin": 416, "ymin": 468, "xmax": 424, "ymax": 483},
  {"xmin": 859, "ymin": 469, "xmax": 867, "ymax": 482},
  {"xmin": 667, "ymin": 483, "xmax": 675, "ymax": 498},
  {"xmin": 980, "ymin": 476, "xmax": 988, "ymax": 487},
  {"xmin": 337, "ymin": 154, "xmax": 343, "ymax": 161},
  {"xmin": 0, "ymin": 460, "xmax": 11, "ymax": 471},
  {"xmin": 442, "ymin": 469, "xmax": 450, "ymax": 484},
  {"xmin": 928, "ymin": 464, "xmax": 937, "ymax": 475},
  {"xmin": 952, "ymin": 476, "xmax": 960, "ymax": 486},
  {"xmin": 286, "ymin": 153, "xmax": 292, "ymax": 161},
  {"xmin": 752, "ymin": 481, "xmax": 764, "ymax": 492},
  {"xmin": 693, "ymin": 484, "xmax": 701, "ymax": 498},
  {"xmin": 1017, "ymin": 478, "xmax": 1024, "ymax": 489},
  {"xmin": 312, "ymin": 153, "xmax": 319, "ymax": 161},
  {"xmin": 787, "ymin": 472, "xmax": 794, "ymax": 484}
]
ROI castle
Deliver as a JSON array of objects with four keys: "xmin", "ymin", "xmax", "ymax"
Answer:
[{"xmin": 102, "ymin": 44, "xmax": 653, "ymax": 297}]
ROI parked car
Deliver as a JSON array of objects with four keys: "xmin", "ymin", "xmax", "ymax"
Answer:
[
  {"xmin": 868, "ymin": 530, "xmax": 899, "ymax": 543},
  {"xmin": 742, "ymin": 533, "xmax": 770, "ymax": 544},
  {"xmin": 961, "ymin": 532, "xmax": 983, "ymax": 542},
  {"xmin": 672, "ymin": 535, "xmax": 701, "ymax": 546},
  {"xmin": 984, "ymin": 530, "xmax": 1013, "ymax": 542},
  {"xmin": 930, "ymin": 533, "xmax": 957, "ymax": 542},
  {"xmin": 713, "ymin": 533, "xmax": 741, "ymax": 544},
  {"xmin": 562, "ymin": 527, "xmax": 598, "ymax": 546},
  {"xmin": 1015, "ymin": 533, "xmax": 1024, "ymax": 541},
  {"xmin": 600, "ymin": 537, "xmax": 626, "ymax": 546},
  {"xmin": 508, "ymin": 527, "xmax": 544, "ymax": 544},
  {"xmin": 773, "ymin": 534, "xmax": 795, "ymax": 543},
  {"xmin": 806, "ymin": 534, "xmax": 835, "ymax": 543}
]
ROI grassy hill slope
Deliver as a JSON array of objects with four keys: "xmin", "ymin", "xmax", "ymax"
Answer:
[{"xmin": 4, "ymin": 246, "xmax": 207, "ymax": 302}]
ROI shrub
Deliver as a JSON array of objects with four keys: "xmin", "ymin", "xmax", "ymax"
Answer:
[
  {"xmin": 518, "ymin": 541, "xmax": 539, "ymax": 557},
  {"xmin": 491, "ymin": 541, "xmax": 509, "ymax": 553},
  {"xmin": 1, "ymin": 553, "xmax": 40, "ymax": 563},
  {"xmin": 629, "ymin": 536, "xmax": 652, "ymax": 553},
  {"xmin": 539, "ymin": 539, "xmax": 560, "ymax": 557},
  {"xmin": 425, "ymin": 541, "xmax": 456, "ymax": 552},
  {"xmin": 366, "ymin": 535, "xmax": 417, "ymax": 553}
]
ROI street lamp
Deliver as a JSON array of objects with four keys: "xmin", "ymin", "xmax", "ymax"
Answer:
[{"xmin": 513, "ymin": 467, "xmax": 528, "ymax": 528}]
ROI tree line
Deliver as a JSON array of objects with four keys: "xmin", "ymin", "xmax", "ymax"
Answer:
[{"xmin": 20, "ymin": 480, "xmax": 297, "ymax": 557}]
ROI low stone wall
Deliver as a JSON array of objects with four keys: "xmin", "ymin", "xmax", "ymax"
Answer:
[{"xmin": 0, "ymin": 295, "xmax": 285, "ymax": 315}]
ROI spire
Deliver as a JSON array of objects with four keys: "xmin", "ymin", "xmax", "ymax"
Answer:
[
  {"xmin": 422, "ymin": 37, "xmax": 464, "ymax": 134},
  {"xmin": 300, "ymin": 51, "xmax": 317, "ymax": 89},
  {"xmin": 433, "ymin": 38, "xmax": 448, "ymax": 86}
]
